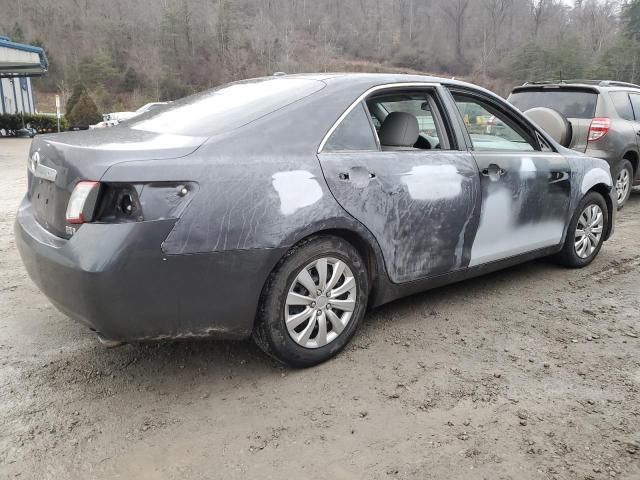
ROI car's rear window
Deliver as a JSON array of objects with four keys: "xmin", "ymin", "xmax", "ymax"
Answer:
[
  {"xmin": 509, "ymin": 89, "xmax": 598, "ymax": 119},
  {"xmin": 127, "ymin": 78, "xmax": 325, "ymax": 137}
]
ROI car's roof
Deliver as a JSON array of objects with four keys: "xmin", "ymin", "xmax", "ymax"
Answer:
[{"xmin": 276, "ymin": 72, "xmax": 481, "ymax": 90}]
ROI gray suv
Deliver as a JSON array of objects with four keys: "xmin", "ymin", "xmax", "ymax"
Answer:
[{"xmin": 508, "ymin": 80, "xmax": 640, "ymax": 208}]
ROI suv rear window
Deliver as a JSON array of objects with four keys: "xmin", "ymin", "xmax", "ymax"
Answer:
[
  {"xmin": 508, "ymin": 89, "xmax": 597, "ymax": 119},
  {"xmin": 128, "ymin": 78, "xmax": 325, "ymax": 137}
]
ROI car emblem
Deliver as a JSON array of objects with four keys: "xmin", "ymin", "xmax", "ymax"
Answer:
[{"xmin": 30, "ymin": 151, "xmax": 57, "ymax": 182}]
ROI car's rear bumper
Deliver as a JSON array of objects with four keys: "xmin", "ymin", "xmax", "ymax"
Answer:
[{"xmin": 14, "ymin": 197, "xmax": 285, "ymax": 341}]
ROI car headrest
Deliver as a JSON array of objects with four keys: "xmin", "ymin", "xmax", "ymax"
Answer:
[{"xmin": 379, "ymin": 112, "xmax": 419, "ymax": 147}]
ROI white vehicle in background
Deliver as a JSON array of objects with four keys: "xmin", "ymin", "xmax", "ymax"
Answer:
[
  {"xmin": 93, "ymin": 102, "xmax": 169, "ymax": 128},
  {"xmin": 89, "ymin": 119, "xmax": 119, "ymax": 129}
]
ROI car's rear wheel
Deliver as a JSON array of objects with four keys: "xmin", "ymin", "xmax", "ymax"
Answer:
[
  {"xmin": 556, "ymin": 191, "xmax": 608, "ymax": 268},
  {"xmin": 253, "ymin": 236, "xmax": 369, "ymax": 368},
  {"xmin": 615, "ymin": 160, "xmax": 633, "ymax": 209}
]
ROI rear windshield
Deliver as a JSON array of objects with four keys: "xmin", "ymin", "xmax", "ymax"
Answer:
[
  {"xmin": 509, "ymin": 89, "xmax": 597, "ymax": 119},
  {"xmin": 127, "ymin": 78, "xmax": 325, "ymax": 137}
]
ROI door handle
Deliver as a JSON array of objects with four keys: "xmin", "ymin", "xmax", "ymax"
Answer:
[{"xmin": 481, "ymin": 164, "xmax": 506, "ymax": 179}]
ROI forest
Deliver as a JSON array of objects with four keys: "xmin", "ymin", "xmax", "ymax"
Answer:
[{"xmin": 3, "ymin": 0, "xmax": 640, "ymax": 112}]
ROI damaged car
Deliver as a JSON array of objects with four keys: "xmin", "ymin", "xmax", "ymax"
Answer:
[{"xmin": 15, "ymin": 74, "xmax": 616, "ymax": 367}]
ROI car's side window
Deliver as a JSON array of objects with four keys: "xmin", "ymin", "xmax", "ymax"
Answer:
[
  {"xmin": 366, "ymin": 91, "xmax": 450, "ymax": 150},
  {"xmin": 323, "ymin": 102, "xmax": 378, "ymax": 153},
  {"xmin": 610, "ymin": 92, "xmax": 634, "ymax": 121},
  {"xmin": 451, "ymin": 92, "xmax": 538, "ymax": 152},
  {"xmin": 628, "ymin": 93, "xmax": 640, "ymax": 121}
]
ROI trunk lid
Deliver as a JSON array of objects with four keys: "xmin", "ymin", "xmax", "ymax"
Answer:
[{"xmin": 27, "ymin": 127, "xmax": 206, "ymax": 238}]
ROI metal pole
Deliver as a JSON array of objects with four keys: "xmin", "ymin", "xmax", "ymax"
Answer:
[{"xmin": 55, "ymin": 93, "xmax": 61, "ymax": 133}]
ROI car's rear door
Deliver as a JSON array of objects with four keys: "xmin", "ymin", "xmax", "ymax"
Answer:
[
  {"xmin": 447, "ymin": 88, "xmax": 572, "ymax": 266},
  {"xmin": 317, "ymin": 85, "xmax": 482, "ymax": 284}
]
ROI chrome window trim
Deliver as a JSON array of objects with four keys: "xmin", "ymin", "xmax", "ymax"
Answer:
[{"xmin": 318, "ymin": 82, "xmax": 440, "ymax": 154}]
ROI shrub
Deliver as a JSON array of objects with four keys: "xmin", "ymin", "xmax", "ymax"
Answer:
[
  {"xmin": 65, "ymin": 83, "xmax": 87, "ymax": 116},
  {"xmin": 66, "ymin": 93, "xmax": 102, "ymax": 128},
  {"xmin": 0, "ymin": 113, "xmax": 68, "ymax": 133}
]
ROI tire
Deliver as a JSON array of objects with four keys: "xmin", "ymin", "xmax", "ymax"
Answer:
[
  {"xmin": 615, "ymin": 160, "xmax": 633, "ymax": 210},
  {"xmin": 556, "ymin": 191, "xmax": 608, "ymax": 268},
  {"xmin": 253, "ymin": 236, "xmax": 369, "ymax": 368}
]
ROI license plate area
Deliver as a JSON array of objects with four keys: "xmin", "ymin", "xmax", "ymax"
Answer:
[{"xmin": 31, "ymin": 178, "xmax": 59, "ymax": 230}]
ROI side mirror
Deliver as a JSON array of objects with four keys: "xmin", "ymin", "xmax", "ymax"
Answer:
[{"xmin": 524, "ymin": 107, "xmax": 572, "ymax": 148}]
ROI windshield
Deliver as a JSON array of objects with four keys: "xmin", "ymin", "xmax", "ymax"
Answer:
[
  {"xmin": 127, "ymin": 78, "xmax": 325, "ymax": 137},
  {"xmin": 509, "ymin": 89, "xmax": 597, "ymax": 119}
]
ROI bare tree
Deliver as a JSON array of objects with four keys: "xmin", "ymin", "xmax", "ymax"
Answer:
[
  {"xmin": 483, "ymin": 0, "xmax": 513, "ymax": 50},
  {"xmin": 531, "ymin": 0, "xmax": 551, "ymax": 39},
  {"xmin": 443, "ymin": 0, "xmax": 471, "ymax": 63},
  {"xmin": 0, "ymin": 0, "xmax": 629, "ymax": 104}
]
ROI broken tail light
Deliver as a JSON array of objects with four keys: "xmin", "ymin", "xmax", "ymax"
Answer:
[
  {"xmin": 66, "ymin": 182, "xmax": 195, "ymax": 227},
  {"xmin": 94, "ymin": 184, "xmax": 144, "ymax": 223}
]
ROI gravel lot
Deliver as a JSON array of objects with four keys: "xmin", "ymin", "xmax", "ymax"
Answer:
[{"xmin": 1, "ymin": 137, "xmax": 639, "ymax": 480}]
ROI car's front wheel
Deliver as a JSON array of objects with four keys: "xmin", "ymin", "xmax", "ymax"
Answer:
[
  {"xmin": 556, "ymin": 191, "xmax": 608, "ymax": 268},
  {"xmin": 253, "ymin": 236, "xmax": 369, "ymax": 368},
  {"xmin": 615, "ymin": 160, "xmax": 633, "ymax": 209}
]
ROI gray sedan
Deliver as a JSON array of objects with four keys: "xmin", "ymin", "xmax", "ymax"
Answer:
[{"xmin": 15, "ymin": 74, "xmax": 616, "ymax": 367}]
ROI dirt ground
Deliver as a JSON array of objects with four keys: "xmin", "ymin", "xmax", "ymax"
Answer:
[{"xmin": 1, "ymin": 137, "xmax": 639, "ymax": 480}]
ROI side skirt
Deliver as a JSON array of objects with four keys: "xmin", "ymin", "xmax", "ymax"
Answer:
[{"xmin": 370, "ymin": 245, "xmax": 562, "ymax": 308}]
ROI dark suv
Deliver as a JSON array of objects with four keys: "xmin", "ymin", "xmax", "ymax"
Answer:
[{"xmin": 508, "ymin": 80, "xmax": 640, "ymax": 208}]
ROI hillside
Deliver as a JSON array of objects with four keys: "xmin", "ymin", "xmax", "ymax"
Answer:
[{"xmin": 1, "ymin": 0, "xmax": 638, "ymax": 113}]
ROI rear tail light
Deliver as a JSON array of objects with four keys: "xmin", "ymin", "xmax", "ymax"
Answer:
[
  {"xmin": 66, "ymin": 181, "xmax": 101, "ymax": 224},
  {"xmin": 588, "ymin": 117, "xmax": 611, "ymax": 142}
]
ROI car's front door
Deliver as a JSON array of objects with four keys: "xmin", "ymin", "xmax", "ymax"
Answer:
[
  {"xmin": 448, "ymin": 89, "xmax": 572, "ymax": 266},
  {"xmin": 318, "ymin": 86, "xmax": 482, "ymax": 283}
]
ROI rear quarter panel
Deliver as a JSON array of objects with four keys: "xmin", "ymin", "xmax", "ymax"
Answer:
[{"xmin": 100, "ymin": 78, "xmax": 384, "ymax": 256}]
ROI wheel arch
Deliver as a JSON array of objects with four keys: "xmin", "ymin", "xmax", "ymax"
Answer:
[
  {"xmin": 255, "ymin": 221, "xmax": 390, "ymax": 324},
  {"xmin": 587, "ymin": 183, "xmax": 615, "ymax": 240},
  {"xmin": 622, "ymin": 150, "xmax": 638, "ymax": 177}
]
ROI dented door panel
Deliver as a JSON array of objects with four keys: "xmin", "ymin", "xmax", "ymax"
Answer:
[{"xmin": 318, "ymin": 151, "xmax": 481, "ymax": 283}]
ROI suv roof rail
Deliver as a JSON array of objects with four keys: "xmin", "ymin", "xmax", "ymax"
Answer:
[
  {"xmin": 523, "ymin": 79, "xmax": 640, "ymax": 89},
  {"xmin": 599, "ymin": 80, "xmax": 640, "ymax": 89}
]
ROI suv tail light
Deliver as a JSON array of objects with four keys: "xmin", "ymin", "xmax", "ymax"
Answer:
[
  {"xmin": 66, "ymin": 181, "xmax": 101, "ymax": 224},
  {"xmin": 588, "ymin": 117, "xmax": 611, "ymax": 142}
]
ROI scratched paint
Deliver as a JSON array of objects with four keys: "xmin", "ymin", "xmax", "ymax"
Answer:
[
  {"xmin": 272, "ymin": 171, "xmax": 323, "ymax": 215},
  {"xmin": 14, "ymin": 73, "xmax": 616, "ymax": 343}
]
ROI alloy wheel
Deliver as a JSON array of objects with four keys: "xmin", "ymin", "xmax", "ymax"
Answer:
[
  {"xmin": 284, "ymin": 257, "xmax": 357, "ymax": 349},
  {"xmin": 616, "ymin": 168, "xmax": 631, "ymax": 206},
  {"xmin": 574, "ymin": 204, "xmax": 604, "ymax": 259}
]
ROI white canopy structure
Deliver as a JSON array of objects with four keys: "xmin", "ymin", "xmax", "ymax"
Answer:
[{"xmin": 0, "ymin": 36, "xmax": 48, "ymax": 114}]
